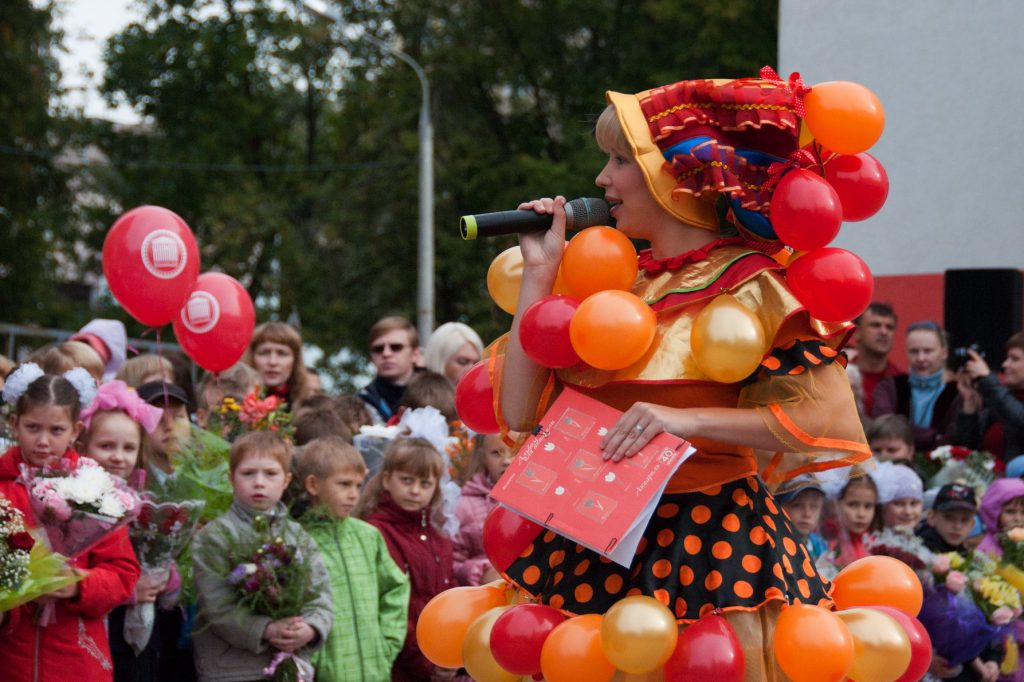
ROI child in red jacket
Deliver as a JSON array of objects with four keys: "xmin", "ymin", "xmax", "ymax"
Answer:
[
  {"xmin": 356, "ymin": 435, "xmax": 455, "ymax": 682},
  {"xmin": 0, "ymin": 364, "xmax": 141, "ymax": 682}
]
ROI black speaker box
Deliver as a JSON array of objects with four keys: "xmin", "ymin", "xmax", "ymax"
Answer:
[{"xmin": 944, "ymin": 268, "xmax": 1023, "ymax": 365}]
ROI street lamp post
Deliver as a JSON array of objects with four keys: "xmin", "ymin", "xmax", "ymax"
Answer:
[{"xmin": 302, "ymin": 2, "xmax": 434, "ymax": 343}]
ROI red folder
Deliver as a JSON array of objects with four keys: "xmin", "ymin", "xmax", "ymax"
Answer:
[{"xmin": 492, "ymin": 387, "xmax": 694, "ymax": 567}]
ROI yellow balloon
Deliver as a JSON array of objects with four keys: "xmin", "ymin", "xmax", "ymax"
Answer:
[
  {"xmin": 798, "ymin": 120, "xmax": 815, "ymax": 148},
  {"xmin": 600, "ymin": 596, "xmax": 679, "ymax": 674},
  {"xmin": 835, "ymin": 608, "xmax": 912, "ymax": 682},
  {"xmin": 691, "ymin": 294, "xmax": 767, "ymax": 383},
  {"xmin": 487, "ymin": 246, "xmax": 524, "ymax": 314},
  {"xmin": 462, "ymin": 606, "xmax": 520, "ymax": 682}
]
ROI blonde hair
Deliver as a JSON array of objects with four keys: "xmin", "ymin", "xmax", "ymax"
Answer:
[
  {"xmin": 245, "ymin": 322, "xmax": 309, "ymax": 402},
  {"xmin": 297, "ymin": 436, "xmax": 366, "ymax": 483},
  {"xmin": 32, "ymin": 341, "xmax": 105, "ymax": 382},
  {"xmin": 78, "ymin": 409, "xmax": 145, "ymax": 472},
  {"xmin": 423, "ymin": 322, "xmax": 483, "ymax": 377},
  {"xmin": 595, "ymin": 105, "xmax": 631, "ymax": 158},
  {"xmin": 354, "ymin": 437, "xmax": 444, "ymax": 523},
  {"xmin": 460, "ymin": 432, "xmax": 500, "ymax": 485},
  {"xmin": 369, "ymin": 316, "xmax": 419, "ymax": 347},
  {"xmin": 116, "ymin": 354, "xmax": 174, "ymax": 388}
]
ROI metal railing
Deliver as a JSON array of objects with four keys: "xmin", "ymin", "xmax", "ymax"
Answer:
[{"xmin": 0, "ymin": 322, "xmax": 182, "ymax": 363}]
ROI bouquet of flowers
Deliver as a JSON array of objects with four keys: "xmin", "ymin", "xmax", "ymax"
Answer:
[
  {"xmin": 866, "ymin": 527, "xmax": 936, "ymax": 572},
  {"xmin": 446, "ymin": 420, "xmax": 474, "ymax": 483},
  {"xmin": 997, "ymin": 527, "xmax": 1024, "ymax": 593},
  {"xmin": 223, "ymin": 515, "xmax": 315, "ymax": 682},
  {"xmin": 924, "ymin": 445, "xmax": 1001, "ymax": 491},
  {"xmin": 18, "ymin": 458, "xmax": 139, "ymax": 623},
  {"xmin": 209, "ymin": 390, "xmax": 295, "ymax": 443},
  {"xmin": 0, "ymin": 497, "xmax": 81, "ymax": 612},
  {"xmin": 123, "ymin": 495, "xmax": 205, "ymax": 654}
]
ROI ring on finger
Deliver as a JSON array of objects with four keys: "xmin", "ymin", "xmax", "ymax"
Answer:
[{"xmin": 634, "ymin": 423, "xmax": 644, "ymax": 434}]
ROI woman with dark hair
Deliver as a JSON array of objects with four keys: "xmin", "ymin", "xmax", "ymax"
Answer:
[{"xmin": 244, "ymin": 321, "xmax": 310, "ymax": 409}]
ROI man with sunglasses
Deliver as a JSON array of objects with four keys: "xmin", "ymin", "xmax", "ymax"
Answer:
[{"xmin": 358, "ymin": 316, "xmax": 423, "ymax": 423}]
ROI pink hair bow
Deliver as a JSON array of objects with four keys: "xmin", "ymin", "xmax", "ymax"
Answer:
[{"xmin": 81, "ymin": 380, "xmax": 164, "ymax": 433}]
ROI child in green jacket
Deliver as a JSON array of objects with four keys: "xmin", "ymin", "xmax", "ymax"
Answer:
[{"xmin": 298, "ymin": 436, "xmax": 410, "ymax": 681}]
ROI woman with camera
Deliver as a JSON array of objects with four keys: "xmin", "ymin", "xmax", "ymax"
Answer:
[
  {"xmin": 952, "ymin": 331, "xmax": 1024, "ymax": 461},
  {"xmin": 873, "ymin": 320, "xmax": 961, "ymax": 452}
]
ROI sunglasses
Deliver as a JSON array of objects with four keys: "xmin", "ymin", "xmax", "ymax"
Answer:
[{"xmin": 370, "ymin": 342, "xmax": 408, "ymax": 355}]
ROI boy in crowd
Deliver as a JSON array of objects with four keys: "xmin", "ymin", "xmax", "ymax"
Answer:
[
  {"xmin": 192, "ymin": 432, "xmax": 333, "ymax": 681},
  {"xmin": 867, "ymin": 414, "xmax": 916, "ymax": 464},
  {"xmin": 777, "ymin": 477, "xmax": 828, "ymax": 559},
  {"xmin": 298, "ymin": 436, "xmax": 410, "ymax": 682}
]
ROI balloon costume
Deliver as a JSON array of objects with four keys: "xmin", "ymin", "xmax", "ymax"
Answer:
[{"xmin": 489, "ymin": 72, "xmax": 874, "ymax": 674}]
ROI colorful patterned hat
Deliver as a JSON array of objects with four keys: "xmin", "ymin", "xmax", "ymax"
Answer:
[{"xmin": 606, "ymin": 68, "xmax": 811, "ymax": 250}]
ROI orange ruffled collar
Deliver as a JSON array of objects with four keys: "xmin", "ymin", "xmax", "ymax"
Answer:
[{"xmin": 637, "ymin": 237, "xmax": 744, "ymax": 275}]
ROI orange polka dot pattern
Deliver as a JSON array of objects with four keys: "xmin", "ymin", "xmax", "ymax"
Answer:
[{"xmin": 502, "ymin": 476, "xmax": 831, "ymax": 621}]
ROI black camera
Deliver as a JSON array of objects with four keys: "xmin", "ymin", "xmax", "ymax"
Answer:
[{"xmin": 951, "ymin": 343, "xmax": 985, "ymax": 370}]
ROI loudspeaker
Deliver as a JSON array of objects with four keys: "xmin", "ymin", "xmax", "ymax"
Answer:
[{"xmin": 944, "ymin": 268, "xmax": 1023, "ymax": 365}]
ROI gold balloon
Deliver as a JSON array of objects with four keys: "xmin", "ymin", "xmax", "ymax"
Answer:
[
  {"xmin": 835, "ymin": 608, "xmax": 912, "ymax": 682},
  {"xmin": 463, "ymin": 606, "xmax": 520, "ymax": 682},
  {"xmin": 691, "ymin": 294, "xmax": 767, "ymax": 383},
  {"xmin": 600, "ymin": 596, "xmax": 679, "ymax": 674},
  {"xmin": 487, "ymin": 246, "xmax": 524, "ymax": 315},
  {"xmin": 613, "ymin": 671, "xmax": 665, "ymax": 681}
]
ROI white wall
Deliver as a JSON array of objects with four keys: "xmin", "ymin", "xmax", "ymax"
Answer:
[{"xmin": 779, "ymin": 0, "xmax": 1024, "ymax": 276}]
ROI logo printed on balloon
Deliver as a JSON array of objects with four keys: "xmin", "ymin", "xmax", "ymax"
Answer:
[
  {"xmin": 140, "ymin": 229, "xmax": 188, "ymax": 279},
  {"xmin": 180, "ymin": 291, "xmax": 221, "ymax": 334}
]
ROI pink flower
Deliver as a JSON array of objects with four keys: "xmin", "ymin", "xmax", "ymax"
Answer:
[
  {"xmin": 945, "ymin": 570, "xmax": 968, "ymax": 593},
  {"xmin": 992, "ymin": 606, "xmax": 1015, "ymax": 625},
  {"xmin": 932, "ymin": 555, "xmax": 952, "ymax": 575}
]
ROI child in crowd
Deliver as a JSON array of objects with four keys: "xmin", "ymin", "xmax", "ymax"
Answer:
[
  {"xmin": 917, "ymin": 483, "xmax": 978, "ymax": 556},
  {"xmin": 977, "ymin": 477, "xmax": 1024, "ymax": 556},
  {"xmin": 137, "ymin": 381, "xmax": 191, "ymax": 489},
  {"xmin": 293, "ymin": 407, "xmax": 352, "ymax": 446},
  {"xmin": 777, "ymin": 477, "xmax": 829, "ymax": 560},
  {"xmin": 356, "ymin": 436, "xmax": 455, "ymax": 682},
  {"xmin": 297, "ymin": 436, "xmax": 409, "ymax": 681},
  {"xmin": 78, "ymin": 380, "xmax": 185, "ymax": 682},
  {"xmin": 871, "ymin": 460, "xmax": 925, "ymax": 529},
  {"xmin": 829, "ymin": 475, "xmax": 881, "ymax": 567},
  {"xmin": 192, "ymin": 432, "xmax": 333, "ymax": 681},
  {"xmin": 194, "ymin": 363, "xmax": 258, "ymax": 431},
  {"xmin": 397, "ymin": 371, "xmax": 458, "ymax": 424},
  {"xmin": 334, "ymin": 395, "xmax": 375, "ymax": 437},
  {"xmin": 0, "ymin": 364, "xmax": 141, "ymax": 681},
  {"xmin": 31, "ymin": 341, "xmax": 106, "ymax": 383},
  {"xmin": 116, "ymin": 354, "xmax": 174, "ymax": 388},
  {"xmin": 453, "ymin": 433, "xmax": 513, "ymax": 585},
  {"xmin": 868, "ymin": 414, "xmax": 916, "ymax": 464}
]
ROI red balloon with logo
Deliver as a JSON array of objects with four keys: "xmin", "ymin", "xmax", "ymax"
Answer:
[
  {"xmin": 172, "ymin": 272, "xmax": 255, "ymax": 372},
  {"xmin": 824, "ymin": 153, "xmax": 889, "ymax": 221},
  {"xmin": 102, "ymin": 206, "xmax": 201, "ymax": 327},
  {"xmin": 455, "ymin": 361, "xmax": 500, "ymax": 434},
  {"xmin": 482, "ymin": 506, "xmax": 542, "ymax": 573}
]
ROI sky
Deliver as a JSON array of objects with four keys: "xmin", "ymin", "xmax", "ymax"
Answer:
[{"xmin": 51, "ymin": 0, "xmax": 140, "ymax": 124}]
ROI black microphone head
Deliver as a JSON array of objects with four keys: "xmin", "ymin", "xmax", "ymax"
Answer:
[{"xmin": 563, "ymin": 197, "xmax": 612, "ymax": 229}]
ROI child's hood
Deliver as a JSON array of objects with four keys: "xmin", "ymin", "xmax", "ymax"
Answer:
[
  {"xmin": 980, "ymin": 477, "xmax": 1024, "ymax": 533},
  {"xmin": 461, "ymin": 471, "xmax": 494, "ymax": 499}
]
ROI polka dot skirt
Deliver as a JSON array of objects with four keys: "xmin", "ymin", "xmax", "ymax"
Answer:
[{"xmin": 503, "ymin": 476, "xmax": 832, "ymax": 621}]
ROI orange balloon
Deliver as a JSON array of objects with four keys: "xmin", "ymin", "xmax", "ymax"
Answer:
[
  {"xmin": 488, "ymin": 246, "xmax": 524, "ymax": 314},
  {"xmin": 773, "ymin": 603, "xmax": 854, "ymax": 682},
  {"xmin": 804, "ymin": 81, "xmax": 885, "ymax": 155},
  {"xmin": 831, "ymin": 556, "xmax": 923, "ymax": 616},
  {"xmin": 691, "ymin": 294, "xmax": 766, "ymax": 383},
  {"xmin": 561, "ymin": 226, "xmax": 638, "ymax": 299},
  {"xmin": 552, "ymin": 264, "xmax": 573, "ymax": 296},
  {"xmin": 835, "ymin": 608, "xmax": 912, "ymax": 682},
  {"xmin": 417, "ymin": 584, "xmax": 508, "ymax": 668},
  {"xmin": 540, "ymin": 614, "xmax": 617, "ymax": 682},
  {"xmin": 569, "ymin": 290, "xmax": 656, "ymax": 370}
]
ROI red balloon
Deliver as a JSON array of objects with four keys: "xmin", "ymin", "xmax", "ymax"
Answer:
[
  {"xmin": 824, "ymin": 153, "xmax": 889, "ymax": 221},
  {"xmin": 482, "ymin": 506, "xmax": 542, "ymax": 573},
  {"xmin": 786, "ymin": 247, "xmax": 874, "ymax": 323},
  {"xmin": 519, "ymin": 295, "xmax": 582, "ymax": 368},
  {"xmin": 663, "ymin": 614, "xmax": 744, "ymax": 682},
  {"xmin": 770, "ymin": 169, "xmax": 843, "ymax": 251},
  {"xmin": 870, "ymin": 606, "xmax": 933, "ymax": 682},
  {"xmin": 172, "ymin": 273, "xmax": 255, "ymax": 372},
  {"xmin": 455, "ymin": 361, "xmax": 500, "ymax": 433},
  {"xmin": 490, "ymin": 603, "xmax": 568, "ymax": 676},
  {"xmin": 102, "ymin": 206, "xmax": 200, "ymax": 327}
]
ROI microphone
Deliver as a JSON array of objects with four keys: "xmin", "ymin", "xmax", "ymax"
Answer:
[{"xmin": 459, "ymin": 197, "xmax": 611, "ymax": 240}]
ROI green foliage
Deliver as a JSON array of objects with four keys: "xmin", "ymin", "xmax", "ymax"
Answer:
[{"xmin": 5, "ymin": 0, "xmax": 778, "ymax": 372}]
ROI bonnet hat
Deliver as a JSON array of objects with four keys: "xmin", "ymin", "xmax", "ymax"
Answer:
[{"xmin": 606, "ymin": 68, "xmax": 809, "ymax": 250}]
